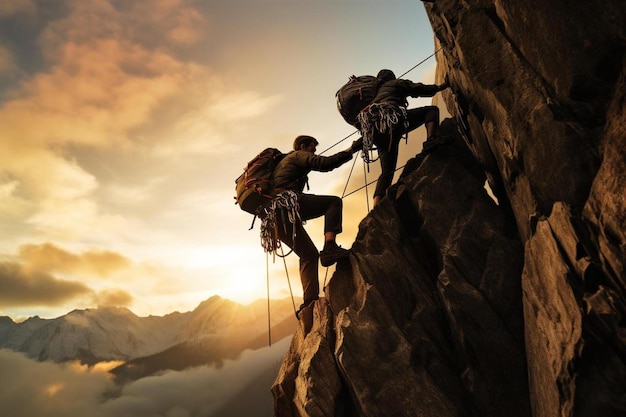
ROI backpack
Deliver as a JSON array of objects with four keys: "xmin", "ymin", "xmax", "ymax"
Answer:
[
  {"xmin": 234, "ymin": 148, "xmax": 286, "ymax": 216},
  {"xmin": 335, "ymin": 75, "xmax": 380, "ymax": 127}
]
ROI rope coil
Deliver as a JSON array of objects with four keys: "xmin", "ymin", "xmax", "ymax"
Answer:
[
  {"xmin": 357, "ymin": 103, "xmax": 409, "ymax": 164},
  {"xmin": 259, "ymin": 190, "xmax": 300, "ymax": 258}
]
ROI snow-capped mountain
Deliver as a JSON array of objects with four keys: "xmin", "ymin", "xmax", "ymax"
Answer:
[{"xmin": 0, "ymin": 296, "xmax": 296, "ymax": 364}]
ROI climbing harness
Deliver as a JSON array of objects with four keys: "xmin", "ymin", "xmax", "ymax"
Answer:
[
  {"xmin": 259, "ymin": 190, "xmax": 300, "ymax": 259},
  {"xmin": 357, "ymin": 103, "xmax": 409, "ymax": 164}
]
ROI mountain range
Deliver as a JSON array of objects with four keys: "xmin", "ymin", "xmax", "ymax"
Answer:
[{"xmin": 0, "ymin": 295, "xmax": 297, "ymax": 380}]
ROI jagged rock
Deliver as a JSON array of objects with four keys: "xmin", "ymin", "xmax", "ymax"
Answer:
[
  {"xmin": 273, "ymin": 1, "xmax": 626, "ymax": 416},
  {"xmin": 583, "ymin": 68, "xmax": 626, "ymax": 291},
  {"xmin": 273, "ymin": 299, "xmax": 345, "ymax": 417},
  {"xmin": 428, "ymin": 1, "xmax": 626, "ymax": 416},
  {"xmin": 273, "ymin": 123, "xmax": 530, "ymax": 417}
]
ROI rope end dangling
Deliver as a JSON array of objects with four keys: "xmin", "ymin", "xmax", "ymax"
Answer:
[{"xmin": 357, "ymin": 108, "xmax": 378, "ymax": 166}]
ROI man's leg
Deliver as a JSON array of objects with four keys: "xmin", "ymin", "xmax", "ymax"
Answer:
[
  {"xmin": 373, "ymin": 134, "xmax": 400, "ymax": 205},
  {"xmin": 298, "ymin": 194, "xmax": 350, "ymax": 266},
  {"xmin": 298, "ymin": 194, "xmax": 343, "ymax": 235},
  {"xmin": 276, "ymin": 218, "xmax": 320, "ymax": 306},
  {"xmin": 406, "ymin": 106, "xmax": 439, "ymax": 137}
]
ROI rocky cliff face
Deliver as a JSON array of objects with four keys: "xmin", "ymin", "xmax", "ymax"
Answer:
[{"xmin": 272, "ymin": 1, "xmax": 626, "ymax": 416}]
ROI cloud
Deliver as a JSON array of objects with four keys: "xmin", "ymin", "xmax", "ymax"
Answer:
[
  {"xmin": 0, "ymin": 0, "xmax": 281, "ymax": 248},
  {"xmin": 0, "ymin": 45, "xmax": 17, "ymax": 76},
  {"xmin": 0, "ymin": 337, "xmax": 290, "ymax": 417},
  {"xmin": 0, "ymin": 244, "xmax": 140, "ymax": 311},
  {"xmin": 1, "ymin": 39, "xmax": 188, "ymax": 150},
  {"xmin": 0, "ymin": 349, "xmax": 114, "ymax": 417},
  {"xmin": 128, "ymin": 0, "xmax": 207, "ymax": 47},
  {"xmin": 0, "ymin": 241, "xmax": 223, "ymax": 317},
  {"xmin": 0, "ymin": 0, "xmax": 35, "ymax": 17},
  {"xmin": 19, "ymin": 242, "xmax": 131, "ymax": 276},
  {"xmin": 94, "ymin": 288, "xmax": 133, "ymax": 307},
  {"xmin": 0, "ymin": 262, "xmax": 92, "ymax": 307}
]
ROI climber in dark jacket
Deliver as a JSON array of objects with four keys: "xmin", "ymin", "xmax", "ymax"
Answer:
[
  {"xmin": 359, "ymin": 69, "xmax": 449, "ymax": 206},
  {"xmin": 272, "ymin": 135, "xmax": 362, "ymax": 317}
]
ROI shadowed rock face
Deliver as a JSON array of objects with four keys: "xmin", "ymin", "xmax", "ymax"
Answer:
[
  {"xmin": 273, "ymin": 1, "xmax": 626, "ymax": 416},
  {"xmin": 273, "ymin": 124, "xmax": 530, "ymax": 417}
]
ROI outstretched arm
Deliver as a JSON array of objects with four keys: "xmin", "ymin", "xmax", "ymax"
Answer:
[
  {"xmin": 306, "ymin": 139, "xmax": 362, "ymax": 172},
  {"xmin": 405, "ymin": 78, "xmax": 449, "ymax": 98}
]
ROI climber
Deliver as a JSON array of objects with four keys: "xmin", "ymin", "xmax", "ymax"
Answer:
[
  {"xmin": 271, "ymin": 135, "xmax": 363, "ymax": 318},
  {"xmin": 358, "ymin": 69, "xmax": 450, "ymax": 206}
]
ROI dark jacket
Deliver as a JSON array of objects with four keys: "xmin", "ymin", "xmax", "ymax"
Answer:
[
  {"xmin": 373, "ymin": 79, "xmax": 441, "ymax": 108},
  {"xmin": 272, "ymin": 150, "xmax": 352, "ymax": 193}
]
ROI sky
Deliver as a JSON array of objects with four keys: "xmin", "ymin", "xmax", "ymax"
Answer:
[{"xmin": 0, "ymin": 0, "xmax": 440, "ymax": 321}]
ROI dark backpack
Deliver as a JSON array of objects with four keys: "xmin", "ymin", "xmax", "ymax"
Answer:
[
  {"xmin": 234, "ymin": 148, "xmax": 286, "ymax": 216},
  {"xmin": 336, "ymin": 75, "xmax": 379, "ymax": 127}
]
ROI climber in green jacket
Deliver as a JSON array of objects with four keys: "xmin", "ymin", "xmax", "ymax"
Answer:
[
  {"xmin": 272, "ymin": 135, "xmax": 362, "ymax": 318},
  {"xmin": 358, "ymin": 69, "xmax": 450, "ymax": 207}
]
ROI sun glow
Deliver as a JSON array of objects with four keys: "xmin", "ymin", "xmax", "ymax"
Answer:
[{"xmin": 44, "ymin": 383, "xmax": 65, "ymax": 398}]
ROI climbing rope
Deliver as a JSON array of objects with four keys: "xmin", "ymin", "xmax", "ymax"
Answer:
[
  {"xmin": 343, "ymin": 162, "xmax": 409, "ymax": 200},
  {"xmin": 280, "ymin": 245, "xmax": 298, "ymax": 317},
  {"xmin": 260, "ymin": 190, "xmax": 300, "ymax": 259},
  {"xmin": 363, "ymin": 158, "xmax": 370, "ymax": 212},
  {"xmin": 266, "ymin": 252, "xmax": 272, "ymax": 346},
  {"xmin": 398, "ymin": 46, "xmax": 443, "ymax": 78},
  {"xmin": 341, "ymin": 151, "xmax": 360, "ymax": 198}
]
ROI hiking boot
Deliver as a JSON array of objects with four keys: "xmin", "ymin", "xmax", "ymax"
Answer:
[
  {"xmin": 320, "ymin": 242, "xmax": 351, "ymax": 267},
  {"xmin": 422, "ymin": 135, "xmax": 453, "ymax": 153},
  {"xmin": 295, "ymin": 298, "xmax": 317, "ymax": 320}
]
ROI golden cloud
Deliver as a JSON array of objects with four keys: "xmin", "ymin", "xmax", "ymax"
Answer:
[
  {"xmin": 19, "ymin": 242, "xmax": 131, "ymax": 276},
  {"xmin": 0, "ymin": 261, "xmax": 92, "ymax": 307},
  {"xmin": 1, "ymin": 39, "xmax": 187, "ymax": 150},
  {"xmin": 0, "ymin": 45, "xmax": 17, "ymax": 75},
  {"xmin": 94, "ymin": 288, "xmax": 133, "ymax": 307},
  {"xmin": 0, "ymin": 0, "xmax": 35, "ymax": 17}
]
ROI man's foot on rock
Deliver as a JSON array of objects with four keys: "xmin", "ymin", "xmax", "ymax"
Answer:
[
  {"xmin": 295, "ymin": 298, "xmax": 317, "ymax": 320},
  {"xmin": 320, "ymin": 242, "xmax": 351, "ymax": 267},
  {"xmin": 422, "ymin": 135, "xmax": 453, "ymax": 153}
]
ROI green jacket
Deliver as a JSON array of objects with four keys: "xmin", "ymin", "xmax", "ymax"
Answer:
[
  {"xmin": 373, "ymin": 79, "xmax": 441, "ymax": 108},
  {"xmin": 272, "ymin": 149, "xmax": 352, "ymax": 193}
]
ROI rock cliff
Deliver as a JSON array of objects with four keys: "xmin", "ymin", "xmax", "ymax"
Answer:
[{"xmin": 272, "ymin": 1, "xmax": 626, "ymax": 416}]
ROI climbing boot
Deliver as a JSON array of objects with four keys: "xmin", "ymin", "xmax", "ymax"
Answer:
[
  {"xmin": 296, "ymin": 298, "xmax": 317, "ymax": 320},
  {"xmin": 320, "ymin": 242, "xmax": 351, "ymax": 267},
  {"xmin": 422, "ymin": 135, "xmax": 453, "ymax": 153}
]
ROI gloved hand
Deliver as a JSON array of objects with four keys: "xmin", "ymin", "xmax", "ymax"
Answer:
[{"xmin": 350, "ymin": 137, "xmax": 364, "ymax": 153}]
